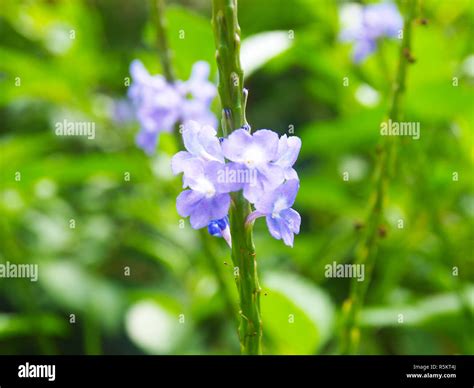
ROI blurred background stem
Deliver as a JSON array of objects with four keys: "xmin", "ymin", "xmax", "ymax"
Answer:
[
  {"xmin": 212, "ymin": 0, "xmax": 262, "ymax": 355},
  {"xmin": 199, "ymin": 229, "xmax": 238, "ymax": 324},
  {"xmin": 83, "ymin": 316, "xmax": 101, "ymax": 355},
  {"xmin": 340, "ymin": 0, "xmax": 418, "ymax": 355},
  {"xmin": 154, "ymin": 0, "xmax": 175, "ymax": 82}
]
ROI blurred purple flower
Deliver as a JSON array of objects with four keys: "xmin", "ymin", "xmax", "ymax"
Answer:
[
  {"xmin": 247, "ymin": 179, "xmax": 301, "ymax": 247},
  {"xmin": 112, "ymin": 99, "xmax": 136, "ymax": 124},
  {"xmin": 136, "ymin": 129, "xmax": 160, "ymax": 156},
  {"xmin": 128, "ymin": 60, "xmax": 217, "ymax": 155},
  {"xmin": 339, "ymin": 2, "xmax": 403, "ymax": 63},
  {"xmin": 177, "ymin": 61, "xmax": 217, "ymax": 121},
  {"xmin": 363, "ymin": 3, "xmax": 403, "ymax": 38}
]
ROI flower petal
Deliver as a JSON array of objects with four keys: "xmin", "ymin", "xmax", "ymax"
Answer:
[
  {"xmin": 253, "ymin": 187, "xmax": 279, "ymax": 214},
  {"xmin": 252, "ymin": 129, "xmax": 280, "ymax": 160},
  {"xmin": 176, "ymin": 190, "xmax": 204, "ymax": 217},
  {"xmin": 279, "ymin": 221, "xmax": 295, "ymax": 247},
  {"xmin": 284, "ymin": 167, "xmax": 299, "ymax": 181},
  {"xmin": 182, "ymin": 121, "xmax": 223, "ymax": 163},
  {"xmin": 130, "ymin": 60, "xmax": 150, "ymax": 84},
  {"xmin": 266, "ymin": 216, "xmax": 282, "ymax": 240},
  {"xmin": 276, "ymin": 135, "xmax": 301, "ymax": 168},
  {"xmin": 187, "ymin": 61, "xmax": 216, "ymax": 101},
  {"xmin": 136, "ymin": 129, "xmax": 159, "ymax": 155},
  {"xmin": 208, "ymin": 162, "xmax": 244, "ymax": 193},
  {"xmin": 278, "ymin": 179, "xmax": 300, "ymax": 208},
  {"xmin": 281, "ymin": 208, "xmax": 301, "ymax": 234},
  {"xmin": 189, "ymin": 205, "xmax": 213, "ymax": 229},
  {"xmin": 353, "ymin": 38, "xmax": 376, "ymax": 63},
  {"xmin": 364, "ymin": 3, "xmax": 403, "ymax": 39},
  {"xmin": 257, "ymin": 163, "xmax": 285, "ymax": 191},
  {"xmin": 253, "ymin": 179, "xmax": 299, "ymax": 214},
  {"xmin": 221, "ymin": 128, "xmax": 253, "ymax": 161},
  {"xmin": 171, "ymin": 151, "xmax": 193, "ymax": 175},
  {"xmin": 242, "ymin": 179, "xmax": 264, "ymax": 204},
  {"xmin": 209, "ymin": 194, "xmax": 231, "ymax": 221}
]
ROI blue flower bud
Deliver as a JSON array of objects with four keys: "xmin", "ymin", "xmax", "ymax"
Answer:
[
  {"xmin": 208, "ymin": 216, "xmax": 229, "ymax": 237},
  {"xmin": 208, "ymin": 221, "xmax": 223, "ymax": 237}
]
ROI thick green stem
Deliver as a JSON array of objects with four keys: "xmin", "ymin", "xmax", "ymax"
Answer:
[
  {"xmin": 340, "ymin": 0, "xmax": 417, "ymax": 355},
  {"xmin": 212, "ymin": 0, "xmax": 247, "ymax": 135},
  {"xmin": 212, "ymin": 0, "xmax": 262, "ymax": 355},
  {"xmin": 230, "ymin": 193, "xmax": 262, "ymax": 354}
]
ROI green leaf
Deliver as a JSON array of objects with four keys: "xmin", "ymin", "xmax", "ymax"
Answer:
[
  {"xmin": 241, "ymin": 31, "xmax": 293, "ymax": 76},
  {"xmin": 361, "ymin": 285, "xmax": 474, "ymax": 327},
  {"xmin": 262, "ymin": 272, "xmax": 335, "ymax": 354},
  {"xmin": 165, "ymin": 6, "xmax": 217, "ymax": 80},
  {"xmin": 300, "ymin": 108, "xmax": 384, "ymax": 157},
  {"xmin": 125, "ymin": 299, "xmax": 189, "ymax": 354},
  {"xmin": 0, "ymin": 314, "xmax": 67, "ymax": 339},
  {"xmin": 40, "ymin": 261, "xmax": 124, "ymax": 331}
]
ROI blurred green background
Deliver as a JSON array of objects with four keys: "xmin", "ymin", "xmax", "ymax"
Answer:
[{"xmin": 0, "ymin": 0, "xmax": 473, "ymax": 355}]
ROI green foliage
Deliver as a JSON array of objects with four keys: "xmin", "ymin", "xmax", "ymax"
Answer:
[{"xmin": 0, "ymin": 0, "xmax": 472, "ymax": 355}]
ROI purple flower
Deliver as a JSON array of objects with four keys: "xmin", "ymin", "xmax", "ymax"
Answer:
[
  {"xmin": 352, "ymin": 39, "xmax": 377, "ymax": 63},
  {"xmin": 176, "ymin": 160, "xmax": 235, "ymax": 229},
  {"xmin": 128, "ymin": 60, "xmax": 217, "ymax": 155},
  {"xmin": 247, "ymin": 179, "xmax": 301, "ymax": 247},
  {"xmin": 339, "ymin": 2, "xmax": 403, "ymax": 63},
  {"xmin": 171, "ymin": 121, "xmax": 228, "ymax": 191},
  {"xmin": 136, "ymin": 129, "xmax": 160, "ymax": 156},
  {"xmin": 177, "ymin": 61, "xmax": 216, "ymax": 108},
  {"xmin": 222, "ymin": 128, "xmax": 285, "ymax": 203},
  {"xmin": 364, "ymin": 3, "xmax": 403, "ymax": 38},
  {"xmin": 112, "ymin": 99, "xmax": 135, "ymax": 124},
  {"xmin": 171, "ymin": 121, "xmax": 224, "ymax": 175},
  {"xmin": 274, "ymin": 134, "xmax": 301, "ymax": 180},
  {"xmin": 128, "ymin": 60, "xmax": 181, "ymax": 154},
  {"xmin": 170, "ymin": 112, "xmax": 302, "ymax": 246}
]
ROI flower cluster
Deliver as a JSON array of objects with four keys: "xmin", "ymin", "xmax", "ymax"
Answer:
[
  {"xmin": 128, "ymin": 60, "xmax": 217, "ymax": 154},
  {"xmin": 339, "ymin": 2, "xmax": 403, "ymax": 63},
  {"xmin": 172, "ymin": 121, "xmax": 302, "ymax": 247}
]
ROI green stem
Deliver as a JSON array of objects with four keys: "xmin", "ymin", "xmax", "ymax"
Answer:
[
  {"xmin": 0, "ymin": 219, "xmax": 56, "ymax": 354},
  {"xmin": 340, "ymin": 0, "xmax": 417, "ymax": 355},
  {"xmin": 154, "ymin": 0, "xmax": 175, "ymax": 82},
  {"xmin": 376, "ymin": 41, "xmax": 391, "ymax": 95},
  {"xmin": 83, "ymin": 316, "xmax": 102, "ymax": 355},
  {"xmin": 212, "ymin": 0, "xmax": 262, "ymax": 355},
  {"xmin": 154, "ymin": 0, "xmax": 183, "ymax": 150},
  {"xmin": 212, "ymin": 0, "xmax": 246, "ymax": 135}
]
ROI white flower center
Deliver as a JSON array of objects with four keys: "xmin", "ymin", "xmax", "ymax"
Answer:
[
  {"xmin": 243, "ymin": 145, "xmax": 265, "ymax": 169},
  {"xmin": 194, "ymin": 177, "xmax": 216, "ymax": 198},
  {"xmin": 272, "ymin": 197, "xmax": 287, "ymax": 218}
]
